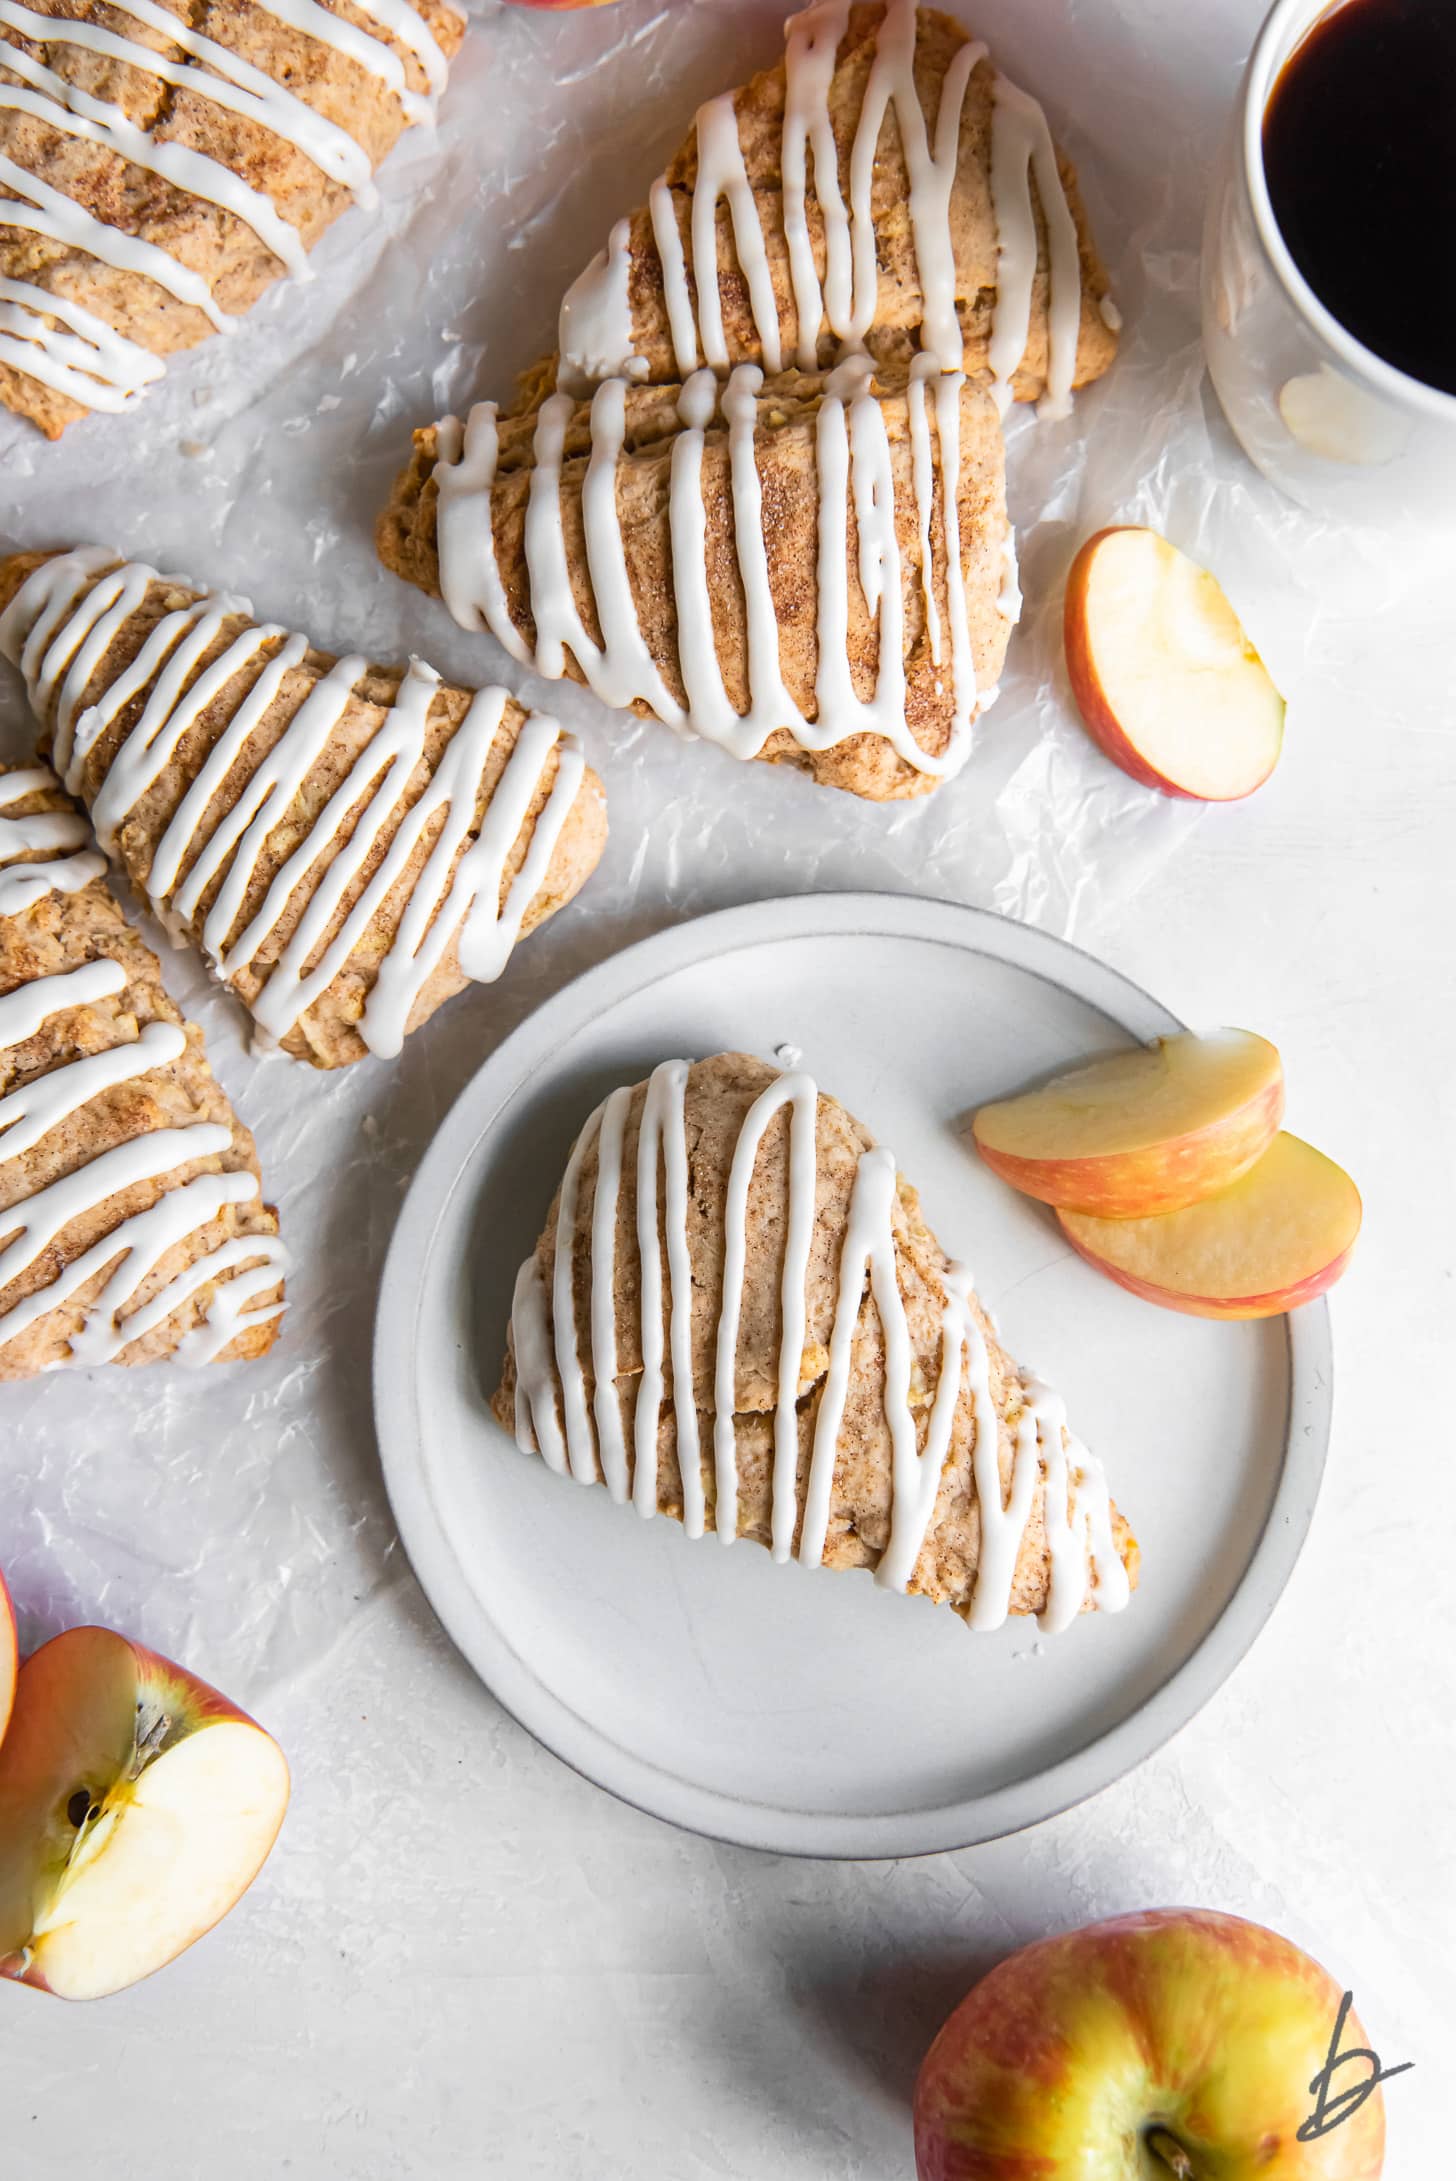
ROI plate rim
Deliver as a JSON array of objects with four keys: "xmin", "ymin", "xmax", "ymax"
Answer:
[{"xmin": 373, "ymin": 892, "xmax": 1332, "ymax": 1860}]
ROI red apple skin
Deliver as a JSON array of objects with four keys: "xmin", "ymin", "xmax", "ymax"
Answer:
[
  {"xmin": 0, "ymin": 1628, "xmax": 289, "ymax": 1999},
  {"xmin": 1058, "ymin": 1215, "xmax": 1356, "ymax": 1321},
  {"xmin": 914, "ymin": 1909, "xmax": 1386, "ymax": 2181},
  {"xmin": 976, "ymin": 1069, "xmax": 1284, "ymax": 1219},
  {"xmin": 0, "ymin": 1572, "xmax": 16, "ymax": 1747},
  {"xmin": 1064, "ymin": 528, "xmax": 1281, "ymax": 804}
]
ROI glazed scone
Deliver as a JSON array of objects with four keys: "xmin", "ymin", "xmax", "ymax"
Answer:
[
  {"xmin": 0, "ymin": 761, "xmax": 285, "ymax": 1376},
  {"xmin": 381, "ymin": 361, "xmax": 1012, "ymax": 802},
  {"xmin": 0, "ymin": 547, "xmax": 608, "ymax": 1069},
  {"xmin": 0, "ymin": 0, "xmax": 464, "ymax": 437},
  {"xmin": 494, "ymin": 1053, "xmax": 1138, "ymax": 1632},
  {"xmin": 540, "ymin": 0, "xmax": 1119, "ymax": 416}
]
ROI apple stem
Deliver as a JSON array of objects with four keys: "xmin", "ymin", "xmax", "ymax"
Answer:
[{"xmin": 1145, "ymin": 2127, "xmax": 1195, "ymax": 2180}]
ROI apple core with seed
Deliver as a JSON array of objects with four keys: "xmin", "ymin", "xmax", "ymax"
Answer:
[{"xmin": 0, "ymin": 1626, "xmax": 290, "ymax": 2001}]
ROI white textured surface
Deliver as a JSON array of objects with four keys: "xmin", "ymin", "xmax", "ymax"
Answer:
[{"xmin": 1, "ymin": 0, "xmax": 1449, "ymax": 2171}]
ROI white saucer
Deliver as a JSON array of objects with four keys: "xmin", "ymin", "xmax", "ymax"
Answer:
[{"xmin": 373, "ymin": 894, "xmax": 1330, "ymax": 1858}]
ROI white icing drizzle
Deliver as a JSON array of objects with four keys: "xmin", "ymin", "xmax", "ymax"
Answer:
[
  {"xmin": 0, "ymin": 150, "xmax": 234, "ymax": 333},
  {"xmin": 0, "ymin": 0, "xmax": 380, "ymax": 204},
  {"xmin": 0, "ymin": 786, "xmax": 106, "ymax": 915},
  {"xmin": 985, "ymin": 69, "xmax": 1083, "ymax": 420},
  {"xmin": 1021, "ymin": 1379, "xmax": 1130, "ymax": 1633},
  {"xmin": 0, "ymin": 769, "xmax": 287, "ymax": 1366},
  {"xmin": 631, "ymin": 1057, "xmax": 702, "ymax": 1535},
  {"xmin": 0, "ymin": 273, "xmax": 165, "ymax": 414},
  {"xmin": 557, "ymin": 0, "xmax": 1081, "ymax": 414},
  {"xmin": 0, "ymin": 1017, "xmax": 184, "ymax": 1164},
  {"xmin": 0, "ymin": 0, "xmax": 448, "ymax": 413},
  {"xmin": 997, "ymin": 523, "xmax": 1021, "ymax": 620},
  {"xmin": 0, "ymin": 954, "xmax": 124, "ymax": 1047},
  {"xmin": 691, "ymin": 91, "xmax": 784, "ymax": 375},
  {"xmin": 0, "ymin": 554, "xmax": 584, "ymax": 1063},
  {"xmin": 0, "ymin": 36, "xmax": 314, "ymax": 280},
  {"xmin": 433, "ymin": 356, "xmax": 985, "ymax": 779},
  {"xmin": 509, "ymin": 1059, "xmax": 1127, "ymax": 1631},
  {"xmin": 557, "ymin": 216, "xmax": 646, "ymax": 398}
]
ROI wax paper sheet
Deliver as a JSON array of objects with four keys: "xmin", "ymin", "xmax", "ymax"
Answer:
[{"xmin": 0, "ymin": 0, "xmax": 1406, "ymax": 1696}]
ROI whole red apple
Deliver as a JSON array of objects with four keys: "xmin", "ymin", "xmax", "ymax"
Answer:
[{"xmin": 914, "ymin": 1909, "xmax": 1387, "ymax": 2179}]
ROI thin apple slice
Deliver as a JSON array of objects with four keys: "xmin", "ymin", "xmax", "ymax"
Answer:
[
  {"xmin": 0, "ymin": 1572, "xmax": 15, "ymax": 1746},
  {"xmin": 1064, "ymin": 527, "xmax": 1285, "ymax": 800},
  {"xmin": 1059, "ymin": 1132, "xmax": 1360, "ymax": 1319},
  {"xmin": 0, "ymin": 1627, "xmax": 289, "ymax": 2001},
  {"xmin": 973, "ymin": 1029, "xmax": 1284, "ymax": 1217}
]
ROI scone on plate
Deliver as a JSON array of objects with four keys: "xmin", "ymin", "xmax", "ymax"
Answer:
[
  {"xmin": 0, "ymin": 547, "xmax": 608, "ymax": 1069},
  {"xmin": 0, "ymin": 761, "xmax": 285, "ymax": 1376},
  {"xmin": 493, "ymin": 1053, "xmax": 1138, "ymax": 1634},
  {"xmin": 381, "ymin": 360, "xmax": 1013, "ymax": 802},
  {"xmin": 0, "ymin": 0, "xmax": 464, "ymax": 437}
]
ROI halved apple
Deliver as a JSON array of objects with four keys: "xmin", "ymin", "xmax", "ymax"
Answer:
[
  {"xmin": 1059, "ymin": 1132, "xmax": 1361, "ymax": 1319},
  {"xmin": 1064, "ymin": 527, "xmax": 1285, "ymax": 800},
  {"xmin": 973, "ymin": 1029, "xmax": 1284, "ymax": 1217},
  {"xmin": 0, "ymin": 1572, "xmax": 15, "ymax": 1747},
  {"xmin": 0, "ymin": 1628, "xmax": 289, "ymax": 2000}
]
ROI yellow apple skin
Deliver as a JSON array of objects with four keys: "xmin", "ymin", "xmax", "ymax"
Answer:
[
  {"xmin": 914, "ymin": 1908, "xmax": 1386, "ymax": 2181},
  {"xmin": 1064, "ymin": 527, "xmax": 1285, "ymax": 802},
  {"xmin": 973, "ymin": 1032, "xmax": 1285, "ymax": 1218},
  {"xmin": 1057, "ymin": 1132, "xmax": 1361, "ymax": 1321},
  {"xmin": 0, "ymin": 1572, "xmax": 15, "ymax": 1747},
  {"xmin": 1060, "ymin": 1219, "xmax": 1356, "ymax": 1320},
  {"xmin": 0, "ymin": 1627, "xmax": 289, "ymax": 2001}
]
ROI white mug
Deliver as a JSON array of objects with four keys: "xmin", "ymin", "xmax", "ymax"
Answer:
[{"xmin": 1201, "ymin": 0, "xmax": 1456, "ymax": 527}]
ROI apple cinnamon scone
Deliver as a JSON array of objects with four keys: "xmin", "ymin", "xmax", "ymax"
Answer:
[
  {"xmin": 542, "ymin": 0, "xmax": 1119, "ymax": 417},
  {"xmin": 0, "ymin": 0, "xmax": 464, "ymax": 437},
  {"xmin": 494, "ymin": 1052, "xmax": 1138, "ymax": 1632},
  {"xmin": 381, "ymin": 359, "xmax": 1013, "ymax": 802},
  {"xmin": 0, "ymin": 760, "xmax": 285, "ymax": 1375},
  {"xmin": 0, "ymin": 547, "xmax": 608, "ymax": 1068}
]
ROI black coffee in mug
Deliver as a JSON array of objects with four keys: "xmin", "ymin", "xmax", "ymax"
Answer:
[{"xmin": 1262, "ymin": 0, "xmax": 1456, "ymax": 395}]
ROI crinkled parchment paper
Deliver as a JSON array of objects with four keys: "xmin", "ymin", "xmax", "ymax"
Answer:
[{"xmin": 0, "ymin": 0, "xmax": 1412, "ymax": 1711}]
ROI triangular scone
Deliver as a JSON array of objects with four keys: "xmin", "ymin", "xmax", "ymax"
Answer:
[
  {"xmin": 0, "ymin": 548, "xmax": 608, "ymax": 1068},
  {"xmin": 0, "ymin": 0, "xmax": 464, "ymax": 438},
  {"xmin": 0, "ymin": 762, "xmax": 285, "ymax": 1376},
  {"xmin": 493, "ymin": 1053, "xmax": 1138, "ymax": 1633},
  {"xmin": 381, "ymin": 362, "xmax": 1013, "ymax": 802},
  {"xmin": 539, "ymin": 0, "xmax": 1118, "ymax": 418}
]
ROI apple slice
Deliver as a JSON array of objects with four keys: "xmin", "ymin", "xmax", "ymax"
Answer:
[
  {"xmin": 0, "ymin": 1627, "xmax": 289, "ymax": 2000},
  {"xmin": 973, "ymin": 1029, "xmax": 1284, "ymax": 1217},
  {"xmin": 0, "ymin": 1572, "xmax": 15, "ymax": 1746},
  {"xmin": 1059, "ymin": 1132, "xmax": 1360, "ymax": 1319},
  {"xmin": 1064, "ymin": 527, "xmax": 1285, "ymax": 800}
]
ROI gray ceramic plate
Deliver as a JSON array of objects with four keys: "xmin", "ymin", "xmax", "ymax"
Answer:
[{"xmin": 374, "ymin": 895, "xmax": 1331, "ymax": 1858}]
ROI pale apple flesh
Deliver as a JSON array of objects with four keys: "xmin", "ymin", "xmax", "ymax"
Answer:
[
  {"xmin": 0, "ymin": 1627, "xmax": 289, "ymax": 2001},
  {"xmin": 914, "ymin": 1908, "xmax": 1386, "ymax": 2180},
  {"xmin": 0, "ymin": 1570, "xmax": 15, "ymax": 1746},
  {"xmin": 1065, "ymin": 527, "xmax": 1286, "ymax": 801},
  {"xmin": 973, "ymin": 1029, "xmax": 1284, "ymax": 1217},
  {"xmin": 1059, "ymin": 1132, "xmax": 1361, "ymax": 1320}
]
